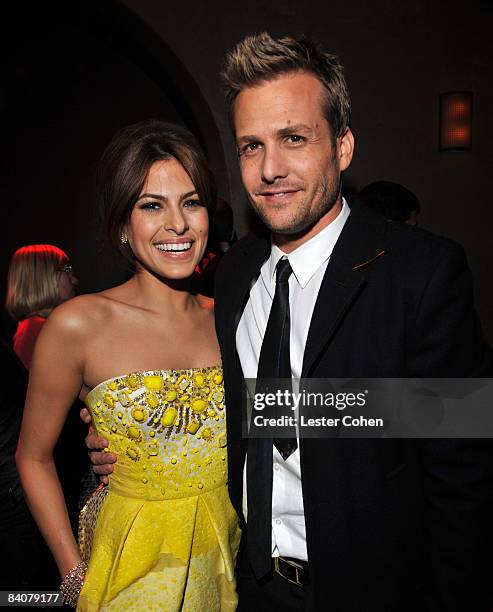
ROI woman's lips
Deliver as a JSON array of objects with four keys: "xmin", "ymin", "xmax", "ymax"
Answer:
[{"xmin": 153, "ymin": 242, "xmax": 195, "ymax": 260}]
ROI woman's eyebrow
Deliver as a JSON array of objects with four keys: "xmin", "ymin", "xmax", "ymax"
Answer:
[
  {"xmin": 137, "ymin": 192, "xmax": 166, "ymax": 201},
  {"xmin": 137, "ymin": 190, "xmax": 198, "ymax": 202}
]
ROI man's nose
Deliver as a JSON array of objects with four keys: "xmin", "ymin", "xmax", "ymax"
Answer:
[{"xmin": 260, "ymin": 145, "xmax": 288, "ymax": 184}]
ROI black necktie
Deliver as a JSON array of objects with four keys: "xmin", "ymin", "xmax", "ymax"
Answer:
[
  {"xmin": 260, "ymin": 257, "xmax": 297, "ymax": 459},
  {"xmin": 247, "ymin": 257, "xmax": 298, "ymax": 578}
]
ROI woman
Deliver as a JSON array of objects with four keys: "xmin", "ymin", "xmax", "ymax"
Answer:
[
  {"xmin": 6, "ymin": 244, "xmax": 78, "ymax": 370},
  {"xmin": 6, "ymin": 244, "xmax": 85, "ymax": 529},
  {"xmin": 16, "ymin": 121, "xmax": 240, "ymax": 610}
]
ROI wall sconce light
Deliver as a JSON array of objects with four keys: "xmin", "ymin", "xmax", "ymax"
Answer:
[{"xmin": 439, "ymin": 91, "xmax": 472, "ymax": 151}]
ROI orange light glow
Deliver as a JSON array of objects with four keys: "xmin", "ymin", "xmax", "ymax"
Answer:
[{"xmin": 439, "ymin": 92, "xmax": 472, "ymax": 151}]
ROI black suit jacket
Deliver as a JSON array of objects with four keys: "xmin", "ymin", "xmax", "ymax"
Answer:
[{"xmin": 214, "ymin": 199, "xmax": 493, "ymax": 611}]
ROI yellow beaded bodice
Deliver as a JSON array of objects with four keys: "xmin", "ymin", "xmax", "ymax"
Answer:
[{"xmin": 84, "ymin": 366, "xmax": 227, "ymax": 501}]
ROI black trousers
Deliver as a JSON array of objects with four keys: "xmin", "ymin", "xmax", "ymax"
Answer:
[{"xmin": 236, "ymin": 542, "xmax": 310, "ymax": 612}]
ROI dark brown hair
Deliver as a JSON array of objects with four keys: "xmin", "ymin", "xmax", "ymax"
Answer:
[
  {"xmin": 98, "ymin": 120, "xmax": 216, "ymax": 264},
  {"xmin": 221, "ymin": 32, "xmax": 351, "ymax": 138}
]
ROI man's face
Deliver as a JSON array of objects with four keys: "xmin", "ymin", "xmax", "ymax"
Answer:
[{"xmin": 234, "ymin": 71, "xmax": 354, "ymax": 250}]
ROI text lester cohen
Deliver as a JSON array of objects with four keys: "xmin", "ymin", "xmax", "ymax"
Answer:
[{"xmin": 252, "ymin": 415, "xmax": 384, "ymax": 427}]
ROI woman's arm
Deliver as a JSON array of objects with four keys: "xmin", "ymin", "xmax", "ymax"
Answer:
[{"xmin": 16, "ymin": 303, "xmax": 87, "ymax": 578}]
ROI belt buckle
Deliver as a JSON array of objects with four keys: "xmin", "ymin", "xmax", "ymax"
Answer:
[{"xmin": 273, "ymin": 556, "xmax": 304, "ymax": 587}]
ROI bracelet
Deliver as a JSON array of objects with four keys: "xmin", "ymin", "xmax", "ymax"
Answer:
[{"xmin": 60, "ymin": 560, "xmax": 88, "ymax": 608}]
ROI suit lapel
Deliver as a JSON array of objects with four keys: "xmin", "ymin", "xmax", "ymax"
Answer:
[{"xmin": 302, "ymin": 200, "xmax": 387, "ymax": 377}]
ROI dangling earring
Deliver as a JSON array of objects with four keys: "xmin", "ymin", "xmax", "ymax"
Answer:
[{"xmin": 121, "ymin": 233, "xmax": 128, "ymax": 244}]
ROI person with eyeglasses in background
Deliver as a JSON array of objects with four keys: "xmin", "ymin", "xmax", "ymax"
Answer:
[
  {"xmin": 5, "ymin": 244, "xmax": 86, "ymax": 540},
  {"xmin": 6, "ymin": 244, "xmax": 78, "ymax": 370}
]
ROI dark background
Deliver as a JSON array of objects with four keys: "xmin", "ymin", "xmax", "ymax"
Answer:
[{"xmin": 2, "ymin": 0, "xmax": 492, "ymax": 341}]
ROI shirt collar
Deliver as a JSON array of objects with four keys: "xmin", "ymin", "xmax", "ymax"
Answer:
[{"xmin": 262, "ymin": 197, "xmax": 350, "ymax": 290}]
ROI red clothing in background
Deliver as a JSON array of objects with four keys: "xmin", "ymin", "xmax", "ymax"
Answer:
[{"xmin": 13, "ymin": 315, "xmax": 46, "ymax": 370}]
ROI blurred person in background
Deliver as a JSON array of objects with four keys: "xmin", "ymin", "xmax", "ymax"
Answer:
[
  {"xmin": 195, "ymin": 197, "xmax": 237, "ymax": 300},
  {"xmin": 6, "ymin": 244, "xmax": 78, "ymax": 370},
  {"xmin": 358, "ymin": 180, "xmax": 420, "ymax": 226},
  {"xmin": 6, "ymin": 244, "xmax": 86, "ymax": 532}
]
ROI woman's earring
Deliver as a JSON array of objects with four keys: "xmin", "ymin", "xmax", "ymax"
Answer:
[{"xmin": 121, "ymin": 233, "xmax": 128, "ymax": 244}]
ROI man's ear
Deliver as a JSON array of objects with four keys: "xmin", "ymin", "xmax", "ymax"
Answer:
[{"xmin": 338, "ymin": 128, "xmax": 354, "ymax": 172}]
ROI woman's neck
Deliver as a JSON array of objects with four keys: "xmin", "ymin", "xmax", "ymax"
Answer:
[{"xmin": 125, "ymin": 268, "xmax": 198, "ymax": 315}]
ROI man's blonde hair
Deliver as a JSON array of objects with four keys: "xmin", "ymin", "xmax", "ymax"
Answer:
[
  {"xmin": 5, "ymin": 244, "xmax": 69, "ymax": 320},
  {"xmin": 221, "ymin": 32, "xmax": 351, "ymax": 137}
]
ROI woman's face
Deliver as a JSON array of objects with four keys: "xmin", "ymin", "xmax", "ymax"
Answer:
[
  {"xmin": 57, "ymin": 263, "xmax": 78, "ymax": 302},
  {"xmin": 127, "ymin": 159, "xmax": 209, "ymax": 280}
]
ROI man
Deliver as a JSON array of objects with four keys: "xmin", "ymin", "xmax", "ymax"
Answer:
[
  {"xmin": 87, "ymin": 33, "xmax": 492, "ymax": 611},
  {"xmin": 359, "ymin": 180, "xmax": 421, "ymax": 225}
]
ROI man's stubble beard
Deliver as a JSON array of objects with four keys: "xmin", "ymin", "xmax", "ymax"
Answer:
[{"xmin": 247, "ymin": 171, "xmax": 342, "ymax": 237}]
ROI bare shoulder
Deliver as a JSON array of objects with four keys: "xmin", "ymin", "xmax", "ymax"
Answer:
[{"xmin": 43, "ymin": 293, "xmax": 116, "ymax": 339}]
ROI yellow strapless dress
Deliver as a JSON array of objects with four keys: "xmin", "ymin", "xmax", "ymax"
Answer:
[{"xmin": 78, "ymin": 366, "xmax": 240, "ymax": 611}]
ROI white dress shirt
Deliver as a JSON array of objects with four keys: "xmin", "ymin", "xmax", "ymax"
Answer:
[{"xmin": 236, "ymin": 198, "xmax": 350, "ymax": 561}]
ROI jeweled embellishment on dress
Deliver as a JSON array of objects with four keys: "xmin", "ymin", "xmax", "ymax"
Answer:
[
  {"xmin": 161, "ymin": 407, "xmax": 178, "ymax": 427},
  {"xmin": 84, "ymin": 366, "xmax": 228, "ymax": 499},
  {"xmin": 191, "ymin": 399, "xmax": 208, "ymax": 414},
  {"xmin": 144, "ymin": 375, "xmax": 164, "ymax": 390},
  {"xmin": 126, "ymin": 446, "xmax": 140, "ymax": 461}
]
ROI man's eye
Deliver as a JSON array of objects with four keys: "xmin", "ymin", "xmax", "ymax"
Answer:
[
  {"xmin": 239, "ymin": 142, "xmax": 261, "ymax": 156},
  {"xmin": 286, "ymin": 135, "xmax": 305, "ymax": 144}
]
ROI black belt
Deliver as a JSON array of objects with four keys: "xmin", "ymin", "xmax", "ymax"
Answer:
[{"xmin": 273, "ymin": 556, "xmax": 309, "ymax": 587}]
